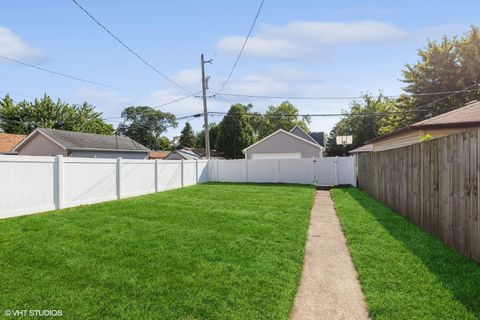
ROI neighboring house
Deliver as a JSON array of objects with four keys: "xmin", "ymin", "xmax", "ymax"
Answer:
[
  {"xmin": 164, "ymin": 147, "xmax": 224, "ymax": 160},
  {"xmin": 148, "ymin": 151, "xmax": 170, "ymax": 160},
  {"xmin": 362, "ymin": 100, "xmax": 480, "ymax": 152},
  {"xmin": 0, "ymin": 133, "xmax": 26, "ymax": 155},
  {"xmin": 349, "ymin": 144, "xmax": 374, "ymax": 155},
  {"xmin": 13, "ymin": 128, "xmax": 149, "ymax": 159},
  {"xmin": 242, "ymin": 126, "xmax": 324, "ymax": 159}
]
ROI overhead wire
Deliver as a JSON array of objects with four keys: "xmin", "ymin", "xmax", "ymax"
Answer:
[
  {"xmin": 71, "ymin": 0, "xmax": 192, "ymax": 94},
  {"xmin": 214, "ymin": 87, "xmax": 480, "ymax": 101},
  {"xmin": 0, "ymin": 55, "xmax": 146, "ymax": 94},
  {"xmin": 215, "ymin": 0, "xmax": 265, "ymax": 94}
]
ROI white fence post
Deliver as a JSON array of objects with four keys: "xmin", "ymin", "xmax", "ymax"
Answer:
[
  {"xmin": 181, "ymin": 160, "xmax": 184, "ymax": 187},
  {"xmin": 155, "ymin": 159, "xmax": 159, "ymax": 192},
  {"xmin": 195, "ymin": 159, "xmax": 199, "ymax": 183},
  {"xmin": 245, "ymin": 159, "xmax": 249, "ymax": 182},
  {"xmin": 116, "ymin": 157, "xmax": 122, "ymax": 199},
  {"xmin": 334, "ymin": 156, "xmax": 338, "ymax": 186},
  {"xmin": 276, "ymin": 159, "xmax": 280, "ymax": 183},
  {"xmin": 313, "ymin": 157, "xmax": 317, "ymax": 185},
  {"xmin": 55, "ymin": 155, "xmax": 64, "ymax": 209}
]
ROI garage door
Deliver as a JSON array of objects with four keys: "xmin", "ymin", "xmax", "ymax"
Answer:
[{"xmin": 251, "ymin": 153, "xmax": 301, "ymax": 160}]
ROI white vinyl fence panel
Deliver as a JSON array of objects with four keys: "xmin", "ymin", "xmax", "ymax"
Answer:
[
  {"xmin": 0, "ymin": 156, "xmax": 56, "ymax": 218},
  {"xmin": 0, "ymin": 155, "xmax": 356, "ymax": 220},
  {"xmin": 211, "ymin": 156, "xmax": 356, "ymax": 187},
  {"xmin": 63, "ymin": 158, "xmax": 117, "ymax": 208},
  {"xmin": 0, "ymin": 156, "xmax": 208, "ymax": 219}
]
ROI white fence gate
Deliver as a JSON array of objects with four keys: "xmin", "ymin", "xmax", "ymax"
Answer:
[{"xmin": 209, "ymin": 156, "xmax": 356, "ymax": 186}]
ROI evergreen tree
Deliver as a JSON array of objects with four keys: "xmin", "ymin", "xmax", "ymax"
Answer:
[
  {"xmin": 217, "ymin": 104, "xmax": 255, "ymax": 159},
  {"xmin": 178, "ymin": 122, "xmax": 196, "ymax": 147}
]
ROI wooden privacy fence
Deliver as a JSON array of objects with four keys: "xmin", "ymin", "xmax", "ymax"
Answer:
[{"xmin": 358, "ymin": 128, "xmax": 480, "ymax": 263}]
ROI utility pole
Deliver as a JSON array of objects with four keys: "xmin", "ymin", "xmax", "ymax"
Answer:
[{"xmin": 201, "ymin": 53, "xmax": 212, "ymax": 159}]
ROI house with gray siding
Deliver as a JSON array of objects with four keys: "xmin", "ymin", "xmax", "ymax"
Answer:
[
  {"xmin": 13, "ymin": 128, "xmax": 149, "ymax": 159},
  {"xmin": 242, "ymin": 126, "xmax": 324, "ymax": 159},
  {"xmin": 164, "ymin": 147, "xmax": 224, "ymax": 160}
]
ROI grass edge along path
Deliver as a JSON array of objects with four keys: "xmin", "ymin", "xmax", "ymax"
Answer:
[
  {"xmin": 331, "ymin": 187, "xmax": 480, "ymax": 320},
  {"xmin": 0, "ymin": 183, "xmax": 315, "ymax": 320}
]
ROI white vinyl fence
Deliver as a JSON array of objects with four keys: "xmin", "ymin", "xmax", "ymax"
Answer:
[
  {"xmin": 0, "ymin": 155, "xmax": 208, "ymax": 219},
  {"xmin": 209, "ymin": 156, "xmax": 356, "ymax": 186},
  {"xmin": 0, "ymin": 155, "xmax": 355, "ymax": 219}
]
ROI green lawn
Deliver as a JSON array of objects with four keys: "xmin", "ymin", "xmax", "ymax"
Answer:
[
  {"xmin": 331, "ymin": 187, "xmax": 480, "ymax": 320},
  {"xmin": 0, "ymin": 183, "xmax": 314, "ymax": 320}
]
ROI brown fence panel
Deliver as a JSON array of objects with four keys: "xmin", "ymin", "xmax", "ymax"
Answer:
[{"xmin": 357, "ymin": 128, "xmax": 480, "ymax": 263}]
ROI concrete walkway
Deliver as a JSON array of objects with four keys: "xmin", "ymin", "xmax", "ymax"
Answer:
[{"xmin": 290, "ymin": 190, "xmax": 369, "ymax": 320}]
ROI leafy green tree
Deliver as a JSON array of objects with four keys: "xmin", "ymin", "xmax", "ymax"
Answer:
[
  {"xmin": 324, "ymin": 94, "xmax": 399, "ymax": 156},
  {"xmin": 195, "ymin": 122, "xmax": 219, "ymax": 150},
  {"xmin": 217, "ymin": 104, "xmax": 255, "ymax": 159},
  {"xmin": 401, "ymin": 26, "xmax": 480, "ymax": 122},
  {"xmin": 0, "ymin": 94, "xmax": 114, "ymax": 135},
  {"xmin": 117, "ymin": 106, "xmax": 177, "ymax": 149},
  {"xmin": 156, "ymin": 136, "xmax": 172, "ymax": 150},
  {"xmin": 259, "ymin": 101, "xmax": 310, "ymax": 138},
  {"xmin": 178, "ymin": 122, "xmax": 196, "ymax": 147}
]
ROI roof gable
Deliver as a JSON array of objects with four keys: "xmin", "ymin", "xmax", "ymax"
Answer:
[
  {"xmin": 243, "ymin": 129, "xmax": 323, "ymax": 153},
  {"xmin": 289, "ymin": 125, "xmax": 320, "ymax": 145}
]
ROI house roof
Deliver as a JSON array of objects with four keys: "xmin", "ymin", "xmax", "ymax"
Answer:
[
  {"xmin": 410, "ymin": 100, "xmax": 480, "ymax": 129},
  {"xmin": 242, "ymin": 129, "xmax": 324, "ymax": 153},
  {"xmin": 289, "ymin": 125, "xmax": 320, "ymax": 145},
  {"xmin": 367, "ymin": 100, "xmax": 480, "ymax": 144},
  {"xmin": 0, "ymin": 133, "xmax": 26, "ymax": 153},
  {"xmin": 309, "ymin": 132, "xmax": 325, "ymax": 146},
  {"xmin": 182, "ymin": 147, "xmax": 223, "ymax": 158},
  {"xmin": 349, "ymin": 144, "xmax": 373, "ymax": 154},
  {"xmin": 14, "ymin": 128, "xmax": 149, "ymax": 153},
  {"xmin": 148, "ymin": 151, "xmax": 170, "ymax": 159}
]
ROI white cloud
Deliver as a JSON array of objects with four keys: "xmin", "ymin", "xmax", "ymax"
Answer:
[
  {"xmin": 217, "ymin": 20, "xmax": 410, "ymax": 59},
  {"xmin": 171, "ymin": 68, "xmax": 201, "ymax": 89},
  {"xmin": 0, "ymin": 27, "xmax": 45, "ymax": 62}
]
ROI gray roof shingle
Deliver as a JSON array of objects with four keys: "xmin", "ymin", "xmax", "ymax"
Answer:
[{"xmin": 37, "ymin": 128, "xmax": 149, "ymax": 152}]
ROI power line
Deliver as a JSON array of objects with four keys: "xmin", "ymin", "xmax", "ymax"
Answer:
[
  {"xmin": 411, "ymin": 83, "xmax": 480, "ymax": 112},
  {"xmin": 71, "ymin": 0, "xmax": 192, "ymax": 94},
  {"xmin": 1, "ymin": 55, "xmax": 145, "ymax": 93},
  {"xmin": 208, "ymin": 110, "xmax": 427, "ymax": 118},
  {"xmin": 214, "ymin": 87, "xmax": 480, "ymax": 101},
  {"xmin": 215, "ymin": 0, "xmax": 265, "ymax": 94}
]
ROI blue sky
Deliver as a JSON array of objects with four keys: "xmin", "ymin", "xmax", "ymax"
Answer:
[{"xmin": 1, "ymin": 0, "xmax": 479, "ymax": 138}]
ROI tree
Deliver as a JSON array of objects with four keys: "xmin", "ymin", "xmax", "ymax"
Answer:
[
  {"xmin": 116, "ymin": 106, "xmax": 177, "ymax": 149},
  {"xmin": 178, "ymin": 122, "xmax": 196, "ymax": 147},
  {"xmin": 401, "ymin": 26, "xmax": 480, "ymax": 122},
  {"xmin": 324, "ymin": 94, "xmax": 399, "ymax": 156},
  {"xmin": 195, "ymin": 122, "xmax": 219, "ymax": 150},
  {"xmin": 156, "ymin": 136, "xmax": 172, "ymax": 150},
  {"xmin": 0, "ymin": 94, "xmax": 114, "ymax": 135},
  {"xmin": 217, "ymin": 104, "xmax": 255, "ymax": 159},
  {"xmin": 259, "ymin": 101, "xmax": 310, "ymax": 138}
]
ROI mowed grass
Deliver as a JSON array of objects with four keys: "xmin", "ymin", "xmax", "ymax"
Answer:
[
  {"xmin": 331, "ymin": 187, "xmax": 480, "ymax": 320},
  {"xmin": 0, "ymin": 183, "xmax": 314, "ymax": 320}
]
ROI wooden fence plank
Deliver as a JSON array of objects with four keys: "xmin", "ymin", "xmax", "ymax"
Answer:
[{"xmin": 357, "ymin": 129, "xmax": 480, "ymax": 264}]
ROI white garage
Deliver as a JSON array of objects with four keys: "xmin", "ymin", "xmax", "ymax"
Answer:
[{"xmin": 243, "ymin": 126, "xmax": 324, "ymax": 160}]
